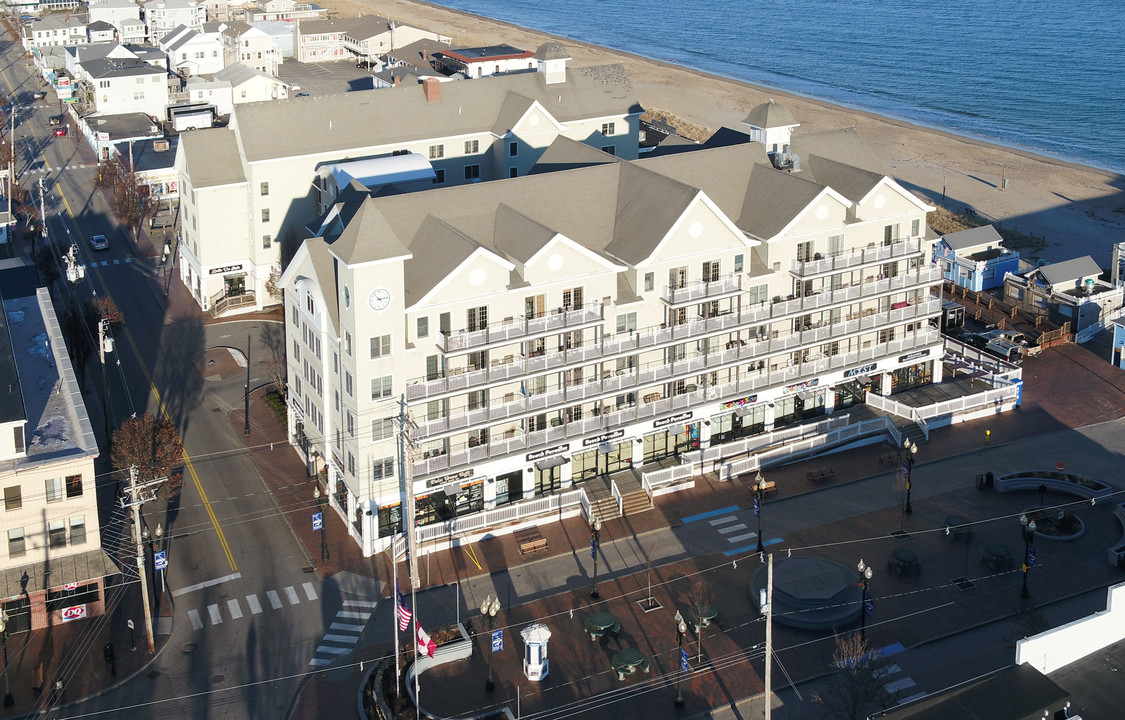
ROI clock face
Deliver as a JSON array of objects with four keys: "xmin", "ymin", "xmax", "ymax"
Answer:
[{"xmin": 368, "ymin": 288, "xmax": 392, "ymax": 311}]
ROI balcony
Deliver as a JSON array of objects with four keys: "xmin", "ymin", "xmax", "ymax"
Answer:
[
  {"xmin": 411, "ymin": 328, "xmax": 942, "ymax": 474},
  {"xmin": 209, "ymin": 289, "xmax": 256, "ymax": 317},
  {"xmin": 661, "ymin": 273, "xmax": 742, "ymax": 307},
  {"xmin": 790, "ymin": 238, "xmax": 923, "ymax": 278},
  {"xmin": 404, "ymin": 272, "xmax": 942, "ymax": 404},
  {"xmin": 438, "ymin": 303, "xmax": 603, "ymax": 355}
]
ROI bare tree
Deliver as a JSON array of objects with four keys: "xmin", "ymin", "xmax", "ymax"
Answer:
[
  {"xmin": 110, "ymin": 414, "xmax": 184, "ymax": 499},
  {"xmin": 812, "ymin": 632, "xmax": 899, "ymax": 720},
  {"xmin": 264, "ymin": 264, "xmax": 283, "ymax": 304},
  {"xmin": 92, "ymin": 295, "xmax": 124, "ymax": 326},
  {"xmin": 96, "ymin": 155, "xmax": 154, "ymax": 238},
  {"xmin": 642, "ymin": 537, "xmax": 658, "ymax": 609},
  {"xmin": 688, "ymin": 578, "xmax": 713, "ymax": 615}
]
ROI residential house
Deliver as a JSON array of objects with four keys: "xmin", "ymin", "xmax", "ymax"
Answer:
[
  {"xmin": 65, "ymin": 42, "xmax": 137, "ymax": 83},
  {"xmin": 160, "ymin": 24, "xmax": 224, "ymax": 76},
  {"xmin": 431, "ymin": 44, "xmax": 536, "ymax": 79},
  {"xmin": 934, "ymin": 224, "xmax": 1019, "ymax": 292},
  {"xmin": 1004, "ymin": 255, "xmax": 1124, "ymax": 340},
  {"xmin": 0, "ymin": 275, "xmax": 110, "ymax": 632},
  {"xmin": 25, "ymin": 14, "xmax": 88, "ymax": 48},
  {"xmin": 77, "ymin": 111, "xmax": 161, "ymax": 160},
  {"xmin": 248, "ymin": 20, "xmax": 294, "ymax": 58},
  {"xmin": 87, "ymin": 20, "xmax": 117, "ymax": 42},
  {"xmin": 245, "ymin": 0, "xmax": 325, "ymax": 22},
  {"xmin": 217, "ymin": 20, "xmax": 279, "ymax": 75},
  {"xmin": 121, "ymin": 136, "xmax": 179, "ymax": 202},
  {"xmin": 174, "ymin": 47, "xmax": 642, "ymax": 316},
  {"xmin": 118, "ymin": 17, "xmax": 146, "ymax": 44},
  {"xmin": 295, "ymin": 16, "xmax": 450, "ymax": 64},
  {"xmin": 383, "ymin": 37, "xmax": 449, "ymax": 76},
  {"xmin": 87, "ymin": 0, "xmax": 140, "ymax": 34},
  {"xmin": 82, "ymin": 56, "xmax": 169, "ymax": 116},
  {"xmin": 276, "ymin": 107, "xmax": 939, "ymax": 557},
  {"xmin": 182, "ymin": 74, "xmax": 232, "ymax": 114},
  {"xmin": 215, "ymin": 61, "xmax": 287, "ymax": 103},
  {"xmin": 145, "ymin": 0, "xmax": 205, "ymax": 44}
]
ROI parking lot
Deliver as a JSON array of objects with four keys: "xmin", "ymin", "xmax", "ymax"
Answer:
[{"xmin": 275, "ymin": 58, "xmax": 380, "ymax": 98}]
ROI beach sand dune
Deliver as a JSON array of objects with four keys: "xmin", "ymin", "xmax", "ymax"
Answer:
[{"xmin": 350, "ymin": 0, "xmax": 1124, "ymax": 263}]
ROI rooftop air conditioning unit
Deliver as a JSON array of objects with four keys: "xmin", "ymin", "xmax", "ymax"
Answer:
[{"xmin": 153, "ymin": 139, "xmax": 169, "ymax": 151}]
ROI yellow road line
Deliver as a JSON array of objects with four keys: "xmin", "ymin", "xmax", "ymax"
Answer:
[{"xmin": 53, "ymin": 170, "xmax": 238, "ymax": 572}]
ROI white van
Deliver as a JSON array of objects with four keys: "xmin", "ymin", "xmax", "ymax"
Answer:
[{"xmin": 985, "ymin": 338, "xmax": 1023, "ymax": 364}]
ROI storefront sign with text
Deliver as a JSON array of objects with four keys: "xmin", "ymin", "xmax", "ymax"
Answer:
[
  {"xmin": 209, "ymin": 264, "xmax": 244, "ymax": 275},
  {"xmin": 425, "ymin": 468, "xmax": 475, "ymax": 489},
  {"xmin": 582, "ymin": 429, "xmax": 625, "ymax": 447},
  {"xmin": 898, "ymin": 349, "xmax": 931, "ymax": 364},
  {"xmin": 526, "ymin": 444, "xmax": 569, "ymax": 462},
  {"xmin": 653, "ymin": 411, "xmax": 693, "ymax": 428}
]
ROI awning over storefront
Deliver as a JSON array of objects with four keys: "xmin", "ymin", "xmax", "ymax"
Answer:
[
  {"xmin": 734, "ymin": 406, "xmax": 755, "ymax": 418},
  {"xmin": 1, "ymin": 549, "xmax": 118, "ymax": 597},
  {"xmin": 535, "ymin": 455, "xmax": 567, "ymax": 470}
]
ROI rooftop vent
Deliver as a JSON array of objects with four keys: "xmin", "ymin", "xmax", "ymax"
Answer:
[{"xmin": 153, "ymin": 139, "xmax": 169, "ymax": 151}]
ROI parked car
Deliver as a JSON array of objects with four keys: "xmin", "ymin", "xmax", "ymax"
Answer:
[
  {"xmin": 48, "ymin": 115, "xmax": 62, "ymax": 126},
  {"xmin": 289, "ymin": 83, "xmax": 300, "ymax": 91},
  {"xmin": 53, "ymin": 126, "xmax": 67, "ymax": 137},
  {"xmin": 88, "ymin": 234, "xmax": 108, "ymax": 251},
  {"xmin": 31, "ymin": 90, "xmax": 46, "ymax": 100},
  {"xmin": 984, "ymin": 337, "xmax": 1024, "ymax": 364},
  {"xmin": 294, "ymin": 91, "xmax": 310, "ymax": 98}
]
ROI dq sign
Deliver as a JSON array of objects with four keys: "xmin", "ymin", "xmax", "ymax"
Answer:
[
  {"xmin": 63, "ymin": 582, "xmax": 79, "ymax": 591},
  {"xmin": 61, "ymin": 605, "xmax": 87, "ymax": 622}
]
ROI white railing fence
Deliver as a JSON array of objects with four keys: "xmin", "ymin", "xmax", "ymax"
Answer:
[{"xmin": 414, "ymin": 489, "xmax": 584, "ymax": 544}]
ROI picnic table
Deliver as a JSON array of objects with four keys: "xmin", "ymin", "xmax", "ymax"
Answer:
[
  {"xmin": 945, "ymin": 514, "xmax": 971, "ymax": 540},
  {"xmin": 583, "ymin": 611, "xmax": 621, "ymax": 642},
  {"xmin": 687, "ymin": 603, "xmax": 722, "ymax": 633},
  {"xmin": 888, "ymin": 547, "xmax": 920, "ymax": 575},
  {"xmin": 982, "ymin": 543, "xmax": 1012, "ymax": 571},
  {"xmin": 611, "ymin": 647, "xmax": 650, "ymax": 680}
]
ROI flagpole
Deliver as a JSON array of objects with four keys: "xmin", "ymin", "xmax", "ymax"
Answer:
[
  {"xmin": 413, "ymin": 582, "xmax": 420, "ymax": 711},
  {"xmin": 393, "ymin": 553, "xmax": 400, "ymax": 699}
]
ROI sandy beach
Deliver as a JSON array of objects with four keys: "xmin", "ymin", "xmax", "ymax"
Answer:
[{"xmin": 356, "ymin": 0, "xmax": 1125, "ymax": 264}]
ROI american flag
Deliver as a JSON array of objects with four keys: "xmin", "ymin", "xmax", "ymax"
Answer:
[{"xmin": 396, "ymin": 583, "xmax": 412, "ymax": 632}]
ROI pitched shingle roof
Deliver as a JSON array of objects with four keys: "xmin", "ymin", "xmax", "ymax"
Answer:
[
  {"xmin": 942, "ymin": 224, "xmax": 1004, "ymax": 252},
  {"xmin": 1039, "ymin": 256, "xmax": 1101, "ymax": 286},
  {"xmin": 178, "ymin": 128, "xmax": 246, "ymax": 187},
  {"xmin": 742, "ymin": 100, "xmax": 797, "ymax": 129}
]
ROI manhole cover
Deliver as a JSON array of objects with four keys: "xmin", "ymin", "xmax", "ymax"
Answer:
[
  {"xmin": 212, "ymin": 674, "xmax": 224, "ymax": 683},
  {"xmin": 182, "ymin": 642, "xmax": 196, "ymax": 653}
]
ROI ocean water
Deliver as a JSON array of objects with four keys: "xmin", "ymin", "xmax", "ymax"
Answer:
[{"xmin": 425, "ymin": 0, "xmax": 1125, "ymax": 173}]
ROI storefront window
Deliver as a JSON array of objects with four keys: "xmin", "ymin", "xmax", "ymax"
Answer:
[
  {"xmin": 710, "ymin": 413, "xmax": 733, "ymax": 442},
  {"xmin": 891, "ymin": 361, "xmax": 933, "ymax": 394},
  {"xmin": 573, "ymin": 441, "xmax": 634, "ymax": 480},
  {"xmin": 674, "ymin": 422, "xmax": 701, "ymax": 454},
  {"xmin": 643, "ymin": 431, "xmax": 672, "ymax": 464},
  {"xmin": 377, "ymin": 503, "xmax": 402, "ymax": 538},
  {"xmin": 535, "ymin": 463, "xmax": 563, "ymax": 494},
  {"xmin": 773, "ymin": 397, "xmax": 798, "ymax": 428},
  {"xmin": 494, "ymin": 471, "xmax": 523, "ymax": 505}
]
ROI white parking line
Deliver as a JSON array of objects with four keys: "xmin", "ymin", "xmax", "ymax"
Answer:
[
  {"xmin": 302, "ymin": 582, "xmax": 318, "ymax": 601},
  {"xmin": 246, "ymin": 594, "xmax": 262, "ymax": 614},
  {"xmin": 227, "ymin": 599, "xmax": 243, "ymax": 619},
  {"xmin": 284, "ymin": 586, "xmax": 300, "ymax": 605},
  {"xmin": 188, "ymin": 609, "xmax": 202, "ymax": 630},
  {"xmin": 267, "ymin": 590, "xmax": 282, "ymax": 610},
  {"xmin": 207, "ymin": 604, "xmax": 222, "ymax": 625}
]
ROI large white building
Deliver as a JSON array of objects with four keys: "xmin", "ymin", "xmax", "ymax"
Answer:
[
  {"xmin": 145, "ymin": 0, "xmax": 205, "ymax": 43},
  {"xmin": 160, "ymin": 23, "xmax": 225, "ymax": 76},
  {"xmin": 278, "ymin": 106, "xmax": 941, "ymax": 557},
  {"xmin": 0, "ymin": 280, "xmax": 110, "ymax": 632},
  {"xmin": 174, "ymin": 46, "xmax": 642, "ymax": 317},
  {"xmin": 82, "ymin": 56, "xmax": 170, "ymax": 116}
]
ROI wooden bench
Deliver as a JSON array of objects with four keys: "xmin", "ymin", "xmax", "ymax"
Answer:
[
  {"xmin": 758, "ymin": 480, "xmax": 777, "ymax": 497},
  {"xmin": 515, "ymin": 527, "xmax": 548, "ymax": 557},
  {"xmin": 878, "ymin": 452, "xmax": 901, "ymax": 469},
  {"xmin": 806, "ymin": 467, "xmax": 836, "ymax": 483}
]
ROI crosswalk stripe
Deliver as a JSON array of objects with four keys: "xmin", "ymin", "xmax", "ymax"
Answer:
[
  {"xmin": 285, "ymin": 586, "xmax": 300, "ymax": 605},
  {"xmin": 709, "ymin": 516, "xmax": 739, "ymax": 526},
  {"xmin": 330, "ymin": 622, "xmax": 365, "ymax": 632},
  {"xmin": 302, "ymin": 582, "xmax": 318, "ymax": 601},
  {"xmin": 207, "ymin": 604, "xmax": 222, "ymax": 625},
  {"xmin": 309, "ymin": 657, "xmax": 332, "ymax": 667},
  {"xmin": 227, "ymin": 599, "xmax": 243, "ymax": 619},
  {"xmin": 125, "ymin": 258, "xmax": 132, "ymax": 263},
  {"xmin": 267, "ymin": 590, "xmax": 282, "ymax": 609},
  {"xmin": 322, "ymin": 633, "xmax": 359, "ymax": 644},
  {"xmin": 112, "ymin": 258, "xmax": 120, "ymax": 264},
  {"xmin": 726, "ymin": 532, "xmax": 759, "ymax": 543},
  {"xmin": 316, "ymin": 645, "xmax": 349, "ymax": 655},
  {"xmin": 885, "ymin": 678, "xmax": 917, "ymax": 693},
  {"xmin": 188, "ymin": 609, "xmax": 202, "ymax": 630},
  {"xmin": 246, "ymin": 594, "xmax": 262, "ymax": 614},
  {"xmin": 337, "ymin": 610, "xmax": 371, "ymax": 620},
  {"xmin": 343, "ymin": 599, "xmax": 378, "ymax": 608},
  {"xmin": 718, "ymin": 524, "xmax": 749, "ymax": 534}
]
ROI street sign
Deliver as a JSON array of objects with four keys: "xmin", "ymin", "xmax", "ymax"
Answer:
[
  {"xmin": 753, "ymin": 496, "xmax": 760, "ymax": 517},
  {"xmin": 590, "ymin": 537, "xmax": 596, "ymax": 560},
  {"xmin": 680, "ymin": 647, "xmax": 689, "ymax": 672},
  {"xmin": 491, "ymin": 629, "xmax": 503, "ymax": 652},
  {"xmin": 313, "ymin": 512, "xmax": 323, "ymax": 531},
  {"xmin": 865, "ymin": 597, "xmax": 874, "ymax": 617},
  {"xmin": 901, "ymin": 460, "xmax": 911, "ymax": 477},
  {"xmin": 1028, "ymin": 546, "xmax": 1037, "ymax": 566},
  {"xmin": 154, "ymin": 550, "xmax": 167, "ymax": 570}
]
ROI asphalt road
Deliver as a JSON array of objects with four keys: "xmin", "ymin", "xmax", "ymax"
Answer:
[{"xmin": 0, "ymin": 37, "xmax": 375, "ymax": 719}]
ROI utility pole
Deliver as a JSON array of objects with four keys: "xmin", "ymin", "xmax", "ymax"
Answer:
[
  {"xmin": 397, "ymin": 394, "xmax": 419, "ymax": 589},
  {"xmin": 125, "ymin": 465, "xmax": 155, "ymax": 654},
  {"xmin": 244, "ymin": 334, "xmax": 250, "ymax": 435},
  {"xmin": 762, "ymin": 553, "xmax": 773, "ymax": 720}
]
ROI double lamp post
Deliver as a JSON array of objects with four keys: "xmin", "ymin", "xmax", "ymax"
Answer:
[
  {"xmin": 481, "ymin": 594, "xmax": 501, "ymax": 692},
  {"xmin": 314, "ymin": 485, "xmax": 330, "ymax": 561},
  {"xmin": 1020, "ymin": 513, "xmax": 1037, "ymax": 599},
  {"xmin": 589, "ymin": 516, "xmax": 602, "ymax": 598},
  {"xmin": 857, "ymin": 559, "xmax": 874, "ymax": 641}
]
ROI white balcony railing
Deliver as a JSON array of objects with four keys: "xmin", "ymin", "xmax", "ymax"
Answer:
[{"xmin": 790, "ymin": 238, "xmax": 923, "ymax": 277}]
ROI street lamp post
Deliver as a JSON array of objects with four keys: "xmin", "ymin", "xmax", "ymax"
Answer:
[
  {"xmin": 314, "ymin": 485, "xmax": 330, "ymax": 561},
  {"xmin": 673, "ymin": 610, "xmax": 687, "ymax": 708},
  {"xmin": 753, "ymin": 472, "xmax": 766, "ymax": 553},
  {"xmin": 481, "ymin": 594, "xmax": 501, "ymax": 692},
  {"xmin": 589, "ymin": 516, "xmax": 603, "ymax": 598},
  {"xmin": 0, "ymin": 608, "xmax": 12, "ymax": 706},
  {"xmin": 857, "ymin": 559, "xmax": 873, "ymax": 642},
  {"xmin": 1020, "ymin": 514, "xmax": 1037, "ymax": 599},
  {"xmin": 903, "ymin": 440, "xmax": 918, "ymax": 514}
]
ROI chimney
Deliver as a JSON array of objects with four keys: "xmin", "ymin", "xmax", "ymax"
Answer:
[
  {"xmin": 422, "ymin": 76, "xmax": 440, "ymax": 103},
  {"xmin": 393, "ymin": 74, "xmax": 399, "ymax": 87}
]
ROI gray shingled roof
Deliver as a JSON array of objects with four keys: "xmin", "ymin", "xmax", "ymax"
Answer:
[
  {"xmin": 83, "ymin": 57, "xmax": 165, "ymax": 79},
  {"xmin": 531, "ymin": 135, "xmax": 622, "ymax": 175},
  {"xmin": 737, "ymin": 162, "xmax": 825, "ymax": 239},
  {"xmin": 742, "ymin": 100, "xmax": 797, "ymax": 129},
  {"xmin": 606, "ymin": 163, "xmax": 700, "ymax": 265},
  {"xmin": 1039, "ymin": 256, "xmax": 1102, "ymax": 286},
  {"xmin": 533, "ymin": 41, "xmax": 570, "ymax": 61},
  {"xmin": 635, "ymin": 139, "xmax": 768, "ymax": 223},
  {"xmin": 178, "ymin": 128, "xmax": 246, "ymax": 187},
  {"xmin": 492, "ymin": 203, "xmax": 557, "ymax": 264},
  {"xmin": 214, "ymin": 62, "xmax": 277, "ymax": 86},
  {"xmin": 942, "ymin": 224, "xmax": 1004, "ymax": 252},
  {"xmin": 790, "ymin": 127, "xmax": 884, "ymax": 176},
  {"xmin": 326, "ymin": 200, "xmax": 410, "ymax": 266},
  {"xmin": 231, "ymin": 63, "xmax": 640, "ymax": 163},
  {"xmin": 801, "ymin": 154, "xmax": 883, "ymax": 204},
  {"xmin": 305, "ymin": 237, "xmax": 341, "ymax": 333},
  {"xmin": 402, "ymin": 216, "xmax": 481, "ymax": 307},
  {"xmin": 299, "ymin": 15, "xmax": 391, "ymax": 39}
]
